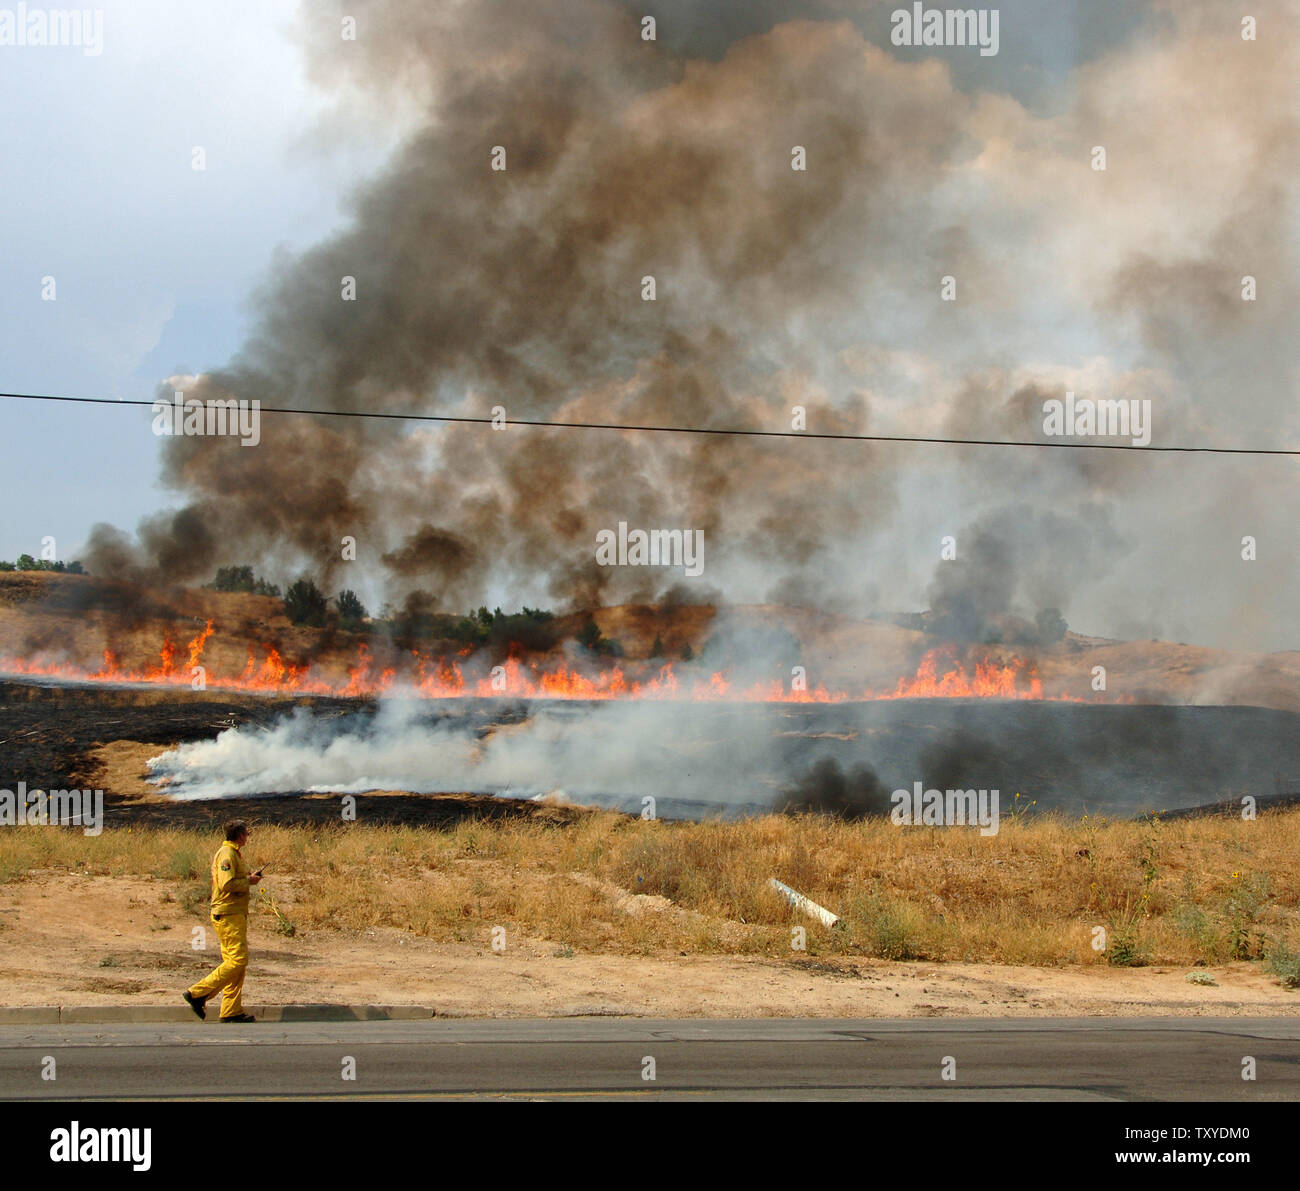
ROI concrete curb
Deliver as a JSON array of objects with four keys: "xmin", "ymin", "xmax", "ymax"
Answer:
[
  {"xmin": 0, "ymin": 1005, "xmax": 439, "ymax": 1025},
  {"xmin": 0, "ymin": 1007, "xmax": 60, "ymax": 1025}
]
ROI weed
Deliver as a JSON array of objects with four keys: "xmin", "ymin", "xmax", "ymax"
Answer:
[
  {"xmin": 1221, "ymin": 872, "xmax": 1270, "ymax": 960},
  {"xmin": 1265, "ymin": 940, "xmax": 1300, "ymax": 989},
  {"xmin": 159, "ymin": 848, "xmax": 201, "ymax": 880},
  {"xmin": 1107, "ymin": 898, "xmax": 1148, "ymax": 967},
  {"xmin": 1173, "ymin": 897, "xmax": 1220, "ymax": 961},
  {"xmin": 256, "ymin": 888, "xmax": 297, "ymax": 937},
  {"xmin": 1137, "ymin": 812, "xmax": 1162, "ymax": 892},
  {"xmin": 1006, "ymin": 791, "xmax": 1039, "ymax": 823}
]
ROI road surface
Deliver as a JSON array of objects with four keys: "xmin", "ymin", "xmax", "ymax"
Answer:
[{"xmin": 3, "ymin": 1017, "xmax": 1298, "ymax": 1100}]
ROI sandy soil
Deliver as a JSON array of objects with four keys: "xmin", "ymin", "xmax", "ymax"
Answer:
[{"xmin": 2, "ymin": 872, "xmax": 1295, "ymax": 1018}]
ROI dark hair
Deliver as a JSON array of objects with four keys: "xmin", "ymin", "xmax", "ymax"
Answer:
[{"xmin": 223, "ymin": 819, "xmax": 249, "ymax": 842}]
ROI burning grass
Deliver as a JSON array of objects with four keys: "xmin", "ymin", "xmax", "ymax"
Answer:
[
  {"xmin": 1, "ymin": 808, "xmax": 1298, "ymax": 976},
  {"xmin": 2, "ymin": 623, "xmax": 1054, "ymax": 703},
  {"xmin": 0, "ymin": 574, "xmax": 1080, "ymax": 703}
]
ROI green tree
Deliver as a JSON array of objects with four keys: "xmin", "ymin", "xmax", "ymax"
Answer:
[
  {"xmin": 577, "ymin": 617, "xmax": 604, "ymax": 651},
  {"xmin": 487, "ymin": 608, "xmax": 559, "ymax": 653},
  {"xmin": 212, "ymin": 565, "xmax": 256, "ymax": 592},
  {"xmin": 575, "ymin": 616, "xmax": 623, "ymax": 657},
  {"xmin": 284, "ymin": 577, "xmax": 328, "ymax": 627},
  {"xmin": 336, "ymin": 589, "xmax": 368, "ymax": 628}
]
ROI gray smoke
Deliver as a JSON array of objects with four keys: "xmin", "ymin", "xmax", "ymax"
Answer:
[{"xmin": 79, "ymin": 0, "xmax": 1300, "ymax": 654}]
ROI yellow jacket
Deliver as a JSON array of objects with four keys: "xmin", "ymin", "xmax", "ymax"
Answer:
[{"xmin": 209, "ymin": 841, "xmax": 250, "ymax": 916}]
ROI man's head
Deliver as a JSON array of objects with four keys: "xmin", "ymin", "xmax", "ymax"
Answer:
[{"xmin": 223, "ymin": 818, "xmax": 249, "ymax": 846}]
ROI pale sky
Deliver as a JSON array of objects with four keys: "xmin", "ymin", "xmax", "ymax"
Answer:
[{"xmin": 0, "ymin": 0, "xmax": 401, "ymax": 562}]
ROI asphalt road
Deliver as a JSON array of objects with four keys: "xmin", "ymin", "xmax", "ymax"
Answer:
[{"xmin": 2, "ymin": 1017, "xmax": 1298, "ymax": 1100}]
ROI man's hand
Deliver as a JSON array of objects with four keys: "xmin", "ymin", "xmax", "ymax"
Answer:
[{"xmin": 250, "ymin": 872, "xmax": 263, "ymax": 885}]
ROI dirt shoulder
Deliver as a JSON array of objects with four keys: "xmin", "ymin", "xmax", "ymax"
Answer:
[{"xmin": 2, "ymin": 872, "xmax": 1294, "ymax": 1018}]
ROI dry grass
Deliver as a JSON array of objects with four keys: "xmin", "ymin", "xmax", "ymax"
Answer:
[{"xmin": 2, "ymin": 808, "xmax": 1298, "ymax": 971}]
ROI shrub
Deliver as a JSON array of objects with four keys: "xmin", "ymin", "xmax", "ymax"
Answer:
[{"xmin": 1265, "ymin": 941, "xmax": 1300, "ymax": 989}]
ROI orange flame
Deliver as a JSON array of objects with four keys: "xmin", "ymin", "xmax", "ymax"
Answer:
[{"xmin": 0, "ymin": 628, "xmax": 1098, "ymax": 703}]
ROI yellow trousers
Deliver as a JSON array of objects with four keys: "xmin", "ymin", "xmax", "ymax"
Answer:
[{"xmin": 187, "ymin": 913, "xmax": 248, "ymax": 1018}]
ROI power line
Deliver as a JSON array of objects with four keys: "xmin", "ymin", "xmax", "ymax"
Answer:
[{"xmin": 0, "ymin": 389, "xmax": 1295, "ymax": 456}]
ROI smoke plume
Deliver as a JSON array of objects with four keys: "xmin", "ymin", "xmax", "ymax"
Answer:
[{"xmin": 79, "ymin": 0, "xmax": 1300, "ymax": 654}]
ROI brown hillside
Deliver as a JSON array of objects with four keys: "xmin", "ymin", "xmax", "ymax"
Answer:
[{"xmin": 2, "ymin": 573, "xmax": 1299, "ymax": 708}]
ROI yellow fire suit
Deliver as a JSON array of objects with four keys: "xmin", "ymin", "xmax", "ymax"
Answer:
[{"xmin": 187, "ymin": 841, "xmax": 251, "ymax": 1018}]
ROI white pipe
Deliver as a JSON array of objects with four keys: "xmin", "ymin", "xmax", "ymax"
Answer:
[{"xmin": 768, "ymin": 878, "xmax": 841, "ymax": 928}]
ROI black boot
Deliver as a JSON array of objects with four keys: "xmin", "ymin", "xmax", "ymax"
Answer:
[{"xmin": 182, "ymin": 991, "xmax": 206, "ymax": 1020}]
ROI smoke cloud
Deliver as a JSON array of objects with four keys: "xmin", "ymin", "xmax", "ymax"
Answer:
[{"xmin": 79, "ymin": 0, "xmax": 1300, "ymax": 653}]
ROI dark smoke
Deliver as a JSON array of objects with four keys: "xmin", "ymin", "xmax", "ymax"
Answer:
[
  {"xmin": 924, "ymin": 503, "xmax": 1120, "ymax": 644},
  {"xmin": 774, "ymin": 756, "xmax": 891, "ymax": 818},
  {"xmin": 68, "ymin": 0, "xmax": 1300, "ymax": 659},
  {"xmin": 86, "ymin": 0, "xmax": 977, "ymax": 610},
  {"xmin": 918, "ymin": 729, "xmax": 1006, "ymax": 792}
]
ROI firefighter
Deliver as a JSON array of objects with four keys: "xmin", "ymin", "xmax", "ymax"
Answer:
[{"xmin": 183, "ymin": 818, "xmax": 262, "ymax": 1023}]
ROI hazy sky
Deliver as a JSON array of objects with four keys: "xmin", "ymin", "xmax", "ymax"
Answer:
[{"xmin": 0, "ymin": 0, "xmax": 400, "ymax": 560}]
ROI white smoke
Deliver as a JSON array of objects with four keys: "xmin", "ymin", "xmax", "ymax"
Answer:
[
  {"xmin": 145, "ymin": 694, "xmax": 1300, "ymax": 819},
  {"xmin": 146, "ymin": 697, "xmax": 784, "ymax": 813}
]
